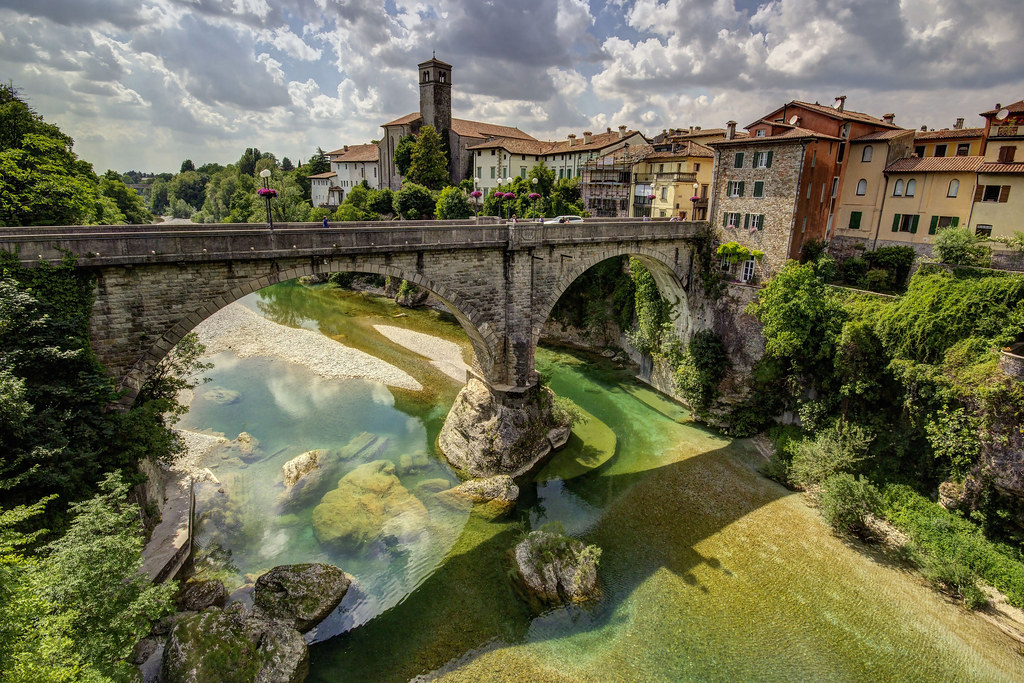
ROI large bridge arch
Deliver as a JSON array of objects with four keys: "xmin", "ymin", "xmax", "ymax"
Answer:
[
  {"xmin": 116, "ymin": 259, "xmax": 498, "ymax": 404},
  {"xmin": 531, "ymin": 243, "xmax": 696, "ymax": 356}
]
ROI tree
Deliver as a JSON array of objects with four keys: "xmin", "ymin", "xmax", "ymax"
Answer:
[
  {"xmin": 100, "ymin": 171, "xmax": 151, "ymax": 224},
  {"xmin": 253, "ymin": 157, "xmax": 276, "ymax": 176},
  {"xmin": 406, "ymin": 125, "xmax": 448, "ymax": 189},
  {"xmin": 393, "ymin": 182, "xmax": 435, "ymax": 219},
  {"xmin": 169, "ymin": 170, "xmax": 206, "ymax": 210},
  {"xmin": 281, "ymin": 157, "xmax": 294, "ymax": 172},
  {"xmin": 394, "ymin": 134, "xmax": 415, "ymax": 177},
  {"xmin": 307, "ymin": 147, "xmax": 330, "ymax": 176},
  {"xmin": 435, "ymin": 185, "xmax": 472, "ymax": 219},
  {"xmin": 367, "ymin": 188, "xmax": 395, "ymax": 216},
  {"xmin": 149, "ymin": 178, "xmax": 171, "ymax": 215},
  {"xmin": 238, "ymin": 147, "xmax": 263, "ymax": 177},
  {"xmin": 934, "ymin": 226, "xmax": 992, "ymax": 266},
  {"xmin": 179, "ymin": 159, "xmax": 195, "ymax": 173}
]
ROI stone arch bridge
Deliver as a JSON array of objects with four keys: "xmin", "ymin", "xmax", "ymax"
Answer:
[{"xmin": 1, "ymin": 218, "xmax": 704, "ymax": 404}]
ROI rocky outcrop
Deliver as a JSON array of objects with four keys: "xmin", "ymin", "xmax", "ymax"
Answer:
[
  {"xmin": 162, "ymin": 605, "xmax": 307, "ymax": 683},
  {"xmin": 252, "ymin": 563, "xmax": 351, "ymax": 633},
  {"xmin": 281, "ymin": 450, "xmax": 326, "ymax": 488},
  {"xmin": 438, "ymin": 379, "xmax": 568, "ymax": 478},
  {"xmin": 312, "ymin": 460, "xmax": 430, "ymax": 550},
  {"xmin": 509, "ymin": 531, "xmax": 601, "ymax": 612},
  {"xmin": 178, "ymin": 580, "xmax": 228, "ymax": 612},
  {"xmin": 438, "ymin": 475, "xmax": 519, "ymax": 519},
  {"xmin": 395, "ymin": 284, "xmax": 429, "ymax": 308}
]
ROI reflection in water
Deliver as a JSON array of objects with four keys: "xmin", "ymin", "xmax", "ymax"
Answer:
[{"xmin": 182, "ymin": 283, "xmax": 1022, "ymax": 681}]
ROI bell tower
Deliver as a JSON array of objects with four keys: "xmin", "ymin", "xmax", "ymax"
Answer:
[{"xmin": 417, "ymin": 56, "xmax": 452, "ymax": 135}]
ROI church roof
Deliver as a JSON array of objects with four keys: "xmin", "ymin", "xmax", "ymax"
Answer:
[{"xmin": 380, "ymin": 113, "xmax": 537, "ymax": 141}]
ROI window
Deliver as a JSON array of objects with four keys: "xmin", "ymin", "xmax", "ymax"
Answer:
[
  {"xmin": 490, "ymin": 167, "xmax": 495, "ymax": 179},
  {"xmin": 439, "ymin": 72, "xmax": 446, "ymax": 83},
  {"xmin": 848, "ymin": 211, "xmax": 862, "ymax": 229},
  {"xmin": 747, "ymin": 214, "xmax": 764, "ymax": 230},
  {"xmin": 811, "ymin": 150, "xmax": 817, "ymax": 167},
  {"xmin": 914, "ymin": 145, "xmax": 925, "ymax": 157},
  {"xmin": 806, "ymin": 182, "xmax": 812, "ymax": 199},
  {"xmin": 659, "ymin": 210, "xmax": 666, "ymax": 217},
  {"xmin": 734, "ymin": 152, "xmax": 745, "ymax": 168},
  {"xmin": 724, "ymin": 212, "xmax": 741, "ymax": 228},
  {"xmin": 491, "ymin": 149, "xmax": 495, "ymax": 155},
  {"xmin": 928, "ymin": 216, "xmax": 959, "ymax": 234},
  {"xmin": 477, "ymin": 166, "xmax": 482, "ymax": 178},
  {"xmin": 756, "ymin": 129, "xmax": 766, "ymax": 137},
  {"xmin": 947, "ymin": 179, "xmax": 959, "ymax": 197},
  {"xmin": 861, "ymin": 146, "xmax": 873, "ymax": 162},
  {"xmin": 694, "ymin": 163, "xmax": 701, "ymax": 172},
  {"xmin": 905, "ymin": 179, "xmax": 916, "ymax": 197},
  {"xmin": 891, "ymin": 213, "xmax": 919, "ymax": 233},
  {"xmin": 956, "ymin": 143, "xmax": 970, "ymax": 156},
  {"xmin": 742, "ymin": 259, "xmax": 756, "ymax": 281},
  {"xmin": 753, "ymin": 151, "xmax": 773, "ymax": 168},
  {"xmin": 934, "ymin": 144, "xmax": 947, "ymax": 157},
  {"xmin": 660, "ymin": 186, "xmax": 667, "ymax": 200},
  {"xmin": 841, "ymin": 123, "xmax": 851, "ymax": 138},
  {"xmin": 981, "ymin": 185, "xmax": 1004, "ymax": 202},
  {"xmin": 727, "ymin": 181, "xmax": 745, "ymax": 197},
  {"xmin": 753, "ymin": 181, "xmax": 764, "ymax": 198},
  {"xmin": 856, "ymin": 179, "xmax": 867, "ymax": 196},
  {"xmin": 720, "ymin": 257, "xmax": 732, "ymax": 272},
  {"xmin": 893, "ymin": 179, "xmax": 904, "ymax": 196},
  {"xmin": 658, "ymin": 164, "xmax": 664, "ymax": 172},
  {"xmin": 998, "ymin": 146, "xmax": 1017, "ymax": 163},
  {"xmin": 976, "ymin": 224, "xmax": 993, "ymax": 237},
  {"xmin": 831, "ymin": 177, "xmax": 839, "ymax": 198}
]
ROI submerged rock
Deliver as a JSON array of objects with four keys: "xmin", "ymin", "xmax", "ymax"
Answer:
[
  {"xmin": 509, "ymin": 530, "xmax": 601, "ymax": 611},
  {"xmin": 281, "ymin": 449, "xmax": 327, "ymax": 488},
  {"xmin": 205, "ymin": 387, "xmax": 241, "ymax": 405},
  {"xmin": 337, "ymin": 431, "xmax": 389, "ymax": 460},
  {"xmin": 252, "ymin": 563, "xmax": 351, "ymax": 633},
  {"xmin": 438, "ymin": 379, "xmax": 568, "ymax": 478},
  {"xmin": 312, "ymin": 460, "xmax": 430, "ymax": 549},
  {"xmin": 178, "ymin": 579, "xmax": 228, "ymax": 612},
  {"xmin": 161, "ymin": 606, "xmax": 308, "ymax": 683},
  {"xmin": 416, "ymin": 478, "xmax": 452, "ymax": 495},
  {"xmin": 438, "ymin": 475, "xmax": 519, "ymax": 519}
]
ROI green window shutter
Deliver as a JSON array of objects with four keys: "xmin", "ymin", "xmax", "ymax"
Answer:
[
  {"xmin": 738, "ymin": 181, "xmax": 745, "ymax": 196},
  {"xmin": 766, "ymin": 151, "xmax": 774, "ymax": 168},
  {"xmin": 892, "ymin": 214, "xmax": 900, "ymax": 232},
  {"xmin": 850, "ymin": 211, "xmax": 861, "ymax": 229},
  {"xmin": 744, "ymin": 213, "xmax": 750, "ymax": 229},
  {"xmin": 758, "ymin": 214, "xmax": 765, "ymax": 229},
  {"xmin": 753, "ymin": 181, "xmax": 764, "ymax": 197},
  {"xmin": 928, "ymin": 216, "xmax": 938, "ymax": 234},
  {"xmin": 735, "ymin": 153, "xmax": 744, "ymax": 168},
  {"xmin": 723, "ymin": 212, "xmax": 728, "ymax": 227},
  {"xmin": 910, "ymin": 215, "xmax": 919, "ymax": 234},
  {"xmin": 951, "ymin": 216, "xmax": 959, "ymax": 227}
]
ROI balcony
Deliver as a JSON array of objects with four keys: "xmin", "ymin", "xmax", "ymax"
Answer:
[{"xmin": 653, "ymin": 171, "xmax": 698, "ymax": 183}]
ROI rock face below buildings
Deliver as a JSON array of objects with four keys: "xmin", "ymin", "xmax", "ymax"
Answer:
[
  {"xmin": 438, "ymin": 379, "xmax": 568, "ymax": 478},
  {"xmin": 509, "ymin": 531, "xmax": 601, "ymax": 612},
  {"xmin": 252, "ymin": 563, "xmax": 351, "ymax": 633},
  {"xmin": 311, "ymin": 460, "xmax": 430, "ymax": 549}
]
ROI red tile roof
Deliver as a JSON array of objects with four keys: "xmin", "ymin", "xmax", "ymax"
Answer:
[
  {"xmin": 381, "ymin": 112, "xmax": 537, "ymax": 141},
  {"xmin": 914, "ymin": 128, "xmax": 985, "ymax": 141},
  {"xmin": 307, "ymin": 171, "xmax": 337, "ymax": 179},
  {"xmin": 330, "ymin": 144, "xmax": 379, "ymax": 163},
  {"xmin": 884, "ymin": 156, "xmax": 985, "ymax": 173},
  {"xmin": 853, "ymin": 129, "xmax": 915, "ymax": 142},
  {"xmin": 466, "ymin": 129, "xmax": 644, "ymax": 155},
  {"xmin": 749, "ymin": 100, "xmax": 900, "ymax": 130},
  {"xmin": 979, "ymin": 162, "xmax": 1024, "ymax": 174},
  {"xmin": 980, "ymin": 99, "xmax": 1024, "ymax": 117},
  {"xmin": 645, "ymin": 141, "xmax": 714, "ymax": 159},
  {"xmin": 707, "ymin": 126, "xmax": 841, "ymax": 146}
]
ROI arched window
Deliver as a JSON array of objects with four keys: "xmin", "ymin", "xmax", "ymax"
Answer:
[
  {"xmin": 947, "ymin": 179, "xmax": 959, "ymax": 198},
  {"xmin": 862, "ymin": 145, "xmax": 873, "ymax": 162},
  {"xmin": 893, "ymin": 179, "xmax": 904, "ymax": 196},
  {"xmin": 856, "ymin": 179, "xmax": 867, "ymax": 196},
  {"xmin": 906, "ymin": 179, "xmax": 916, "ymax": 197}
]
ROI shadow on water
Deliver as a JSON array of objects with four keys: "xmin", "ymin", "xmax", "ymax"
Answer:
[{"xmin": 307, "ymin": 444, "xmax": 789, "ymax": 682}]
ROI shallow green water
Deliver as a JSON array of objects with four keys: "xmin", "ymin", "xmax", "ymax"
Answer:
[{"xmin": 180, "ymin": 282, "xmax": 1023, "ymax": 681}]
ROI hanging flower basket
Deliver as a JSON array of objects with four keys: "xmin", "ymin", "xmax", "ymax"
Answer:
[
  {"xmin": 504, "ymin": 192, "xmax": 516, "ymax": 199},
  {"xmin": 528, "ymin": 192, "xmax": 541, "ymax": 200},
  {"xmin": 493, "ymin": 190, "xmax": 503, "ymax": 198},
  {"xmin": 690, "ymin": 195, "xmax": 701, "ymax": 202},
  {"xmin": 470, "ymin": 190, "xmax": 482, "ymax": 198},
  {"xmin": 257, "ymin": 187, "xmax": 277, "ymax": 198},
  {"xmin": 647, "ymin": 193, "xmax": 656, "ymax": 200}
]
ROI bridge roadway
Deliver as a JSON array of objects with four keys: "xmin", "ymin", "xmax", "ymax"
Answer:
[{"xmin": 0, "ymin": 218, "xmax": 702, "ymax": 402}]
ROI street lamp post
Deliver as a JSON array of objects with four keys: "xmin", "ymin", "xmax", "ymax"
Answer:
[
  {"xmin": 259, "ymin": 168, "xmax": 275, "ymax": 230},
  {"xmin": 504, "ymin": 176, "xmax": 514, "ymax": 220},
  {"xmin": 691, "ymin": 181, "xmax": 700, "ymax": 220}
]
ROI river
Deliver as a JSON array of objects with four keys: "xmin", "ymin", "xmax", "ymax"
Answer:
[{"xmin": 177, "ymin": 280, "xmax": 1023, "ymax": 681}]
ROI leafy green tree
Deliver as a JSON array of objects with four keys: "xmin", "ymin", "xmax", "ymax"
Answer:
[
  {"xmin": 237, "ymin": 147, "xmax": 263, "ymax": 177},
  {"xmin": 394, "ymin": 134, "xmax": 415, "ymax": 177},
  {"xmin": 281, "ymin": 157, "xmax": 294, "ymax": 172},
  {"xmin": 179, "ymin": 159, "xmax": 195, "ymax": 173},
  {"xmin": 253, "ymin": 157, "xmax": 276, "ymax": 176},
  {"xmin": 307, "ymin": 147, "xmax": 330, "ymax": 176},
  {"xmin": 393, "ymin": 182, "xmax": 435, "ymax": 219},
  {"xmin": 169, "ymin": 170, "xmax": 206, "ymax": 210},
  {"xmin": 406, "ymin": 125, "xmax": 448, "ymax": 190},
  {"xmin": 0, "ymin": 134, "xmax": 98, "ymax": 226},
  {"xmin": 933, "ymin": 226, "xmax": 991, "ymax": 266},
  {"xmin": 100, "ymin": 171, "xmax": 151, "ymax": 224},
  {"xmin": 250, "ymin": 172, "xmax": 312, "ymax": 223},
  {"xmin": 0, "ymin": 84, "xmax": 70, "ymax": 153},
  {"xmin": 367, "ymin": 188, "xmax": 395, "ymax": 216},
  {"xmin": 196, "ymin": 162, "xmax": 223, "ymax": 178},
  {"xmin": 170, "ymin": 197, "xmax": 194, "ymax": 219},
  {"xmin": 435, "ymin": 185, "xmax": 472, "ymax": 219},
  {"xmin": 149, "ymin": 178, "xmax": 171, "ymax": 215}
]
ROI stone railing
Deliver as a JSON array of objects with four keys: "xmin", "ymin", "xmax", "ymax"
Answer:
[{"xmin": 999, "ymin": 345, "xmax": 1024, "ymax": 381}]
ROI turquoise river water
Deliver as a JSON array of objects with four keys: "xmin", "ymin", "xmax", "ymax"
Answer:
[{"xmin": 177, "ymin": 281, "xmax": 1023, "ymax": 682}]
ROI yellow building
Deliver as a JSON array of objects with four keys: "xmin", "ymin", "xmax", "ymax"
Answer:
[
  {"xmin": 913, "ymin": 125, "xmax": 985, "ymax": 158},
  {"xmin": 634, "ymin": 141, "xmax": 714, "ymax": 220},
  {"xmin": 968, "ymin": 100, "xmax": 1024, "ymax": 246}
]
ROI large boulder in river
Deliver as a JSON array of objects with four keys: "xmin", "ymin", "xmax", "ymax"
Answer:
[
  {"xmin": 510, "ymin": 530, "xmax": 601, "ymax": 612},
  {"xmin": 162, "ymin": 606, "xmax": 307, "ymax": 683},
  {"xmin": 252, "ymin": 563, "xmax": 350, "ymax": 633},
  {"xmin": 438, "ymin": 379, "xmax": 567, "ymax": 478},
  {"xmin": 178, "ymin": 579, "xmax": 228, "ymax": 612},
  {"xmin": 281, "ymin": 449, "xmax": 326, "ymax": 488},
  {"xmin": 312, "ymin": 460, "xmax": 429, "ymax": 549},
  {"xmin": 438, "ymin": 475, "xmax": 519, "ymax": 519}
]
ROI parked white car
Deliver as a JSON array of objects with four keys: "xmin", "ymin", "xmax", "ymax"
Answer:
[{"xmin": 544, "ymin": 215, "xmax": 584, "ymax": 224}]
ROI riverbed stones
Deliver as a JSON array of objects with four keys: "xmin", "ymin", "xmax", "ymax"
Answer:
[
  {"xmin": 161, "ymin": 606, "xmax": 308, "ymax": 683},
  {"xmin": 252, "ymin": 563, "xmax": 351, "ymax": 633},
  {"xmin": 438, "ymin": 475, "xmax": 519, "ymax": 519},
  {"xmin": 312, "ymin": 460, "xmax": 430, "ymax": 549},
  {"xmin": 509, "ymin": 530, "xmax": 601, "ymax": 612},
  {"xmin": 438, "ymin": 378, "xmax": 567, "ymax": 478},
  {"xmin": 281, "ymin": 449, "xmax": 326, "ymax": 488}
]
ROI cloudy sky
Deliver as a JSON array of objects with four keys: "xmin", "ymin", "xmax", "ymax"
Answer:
[{"xmin": 3, "ymin": 0, "xmax": 1023, "ymax": 173}]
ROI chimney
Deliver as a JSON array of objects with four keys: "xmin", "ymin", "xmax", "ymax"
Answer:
[
  {"xmin": 954, "ymin": 117, "xmax": 964, "ymax": 129},
  {"xmin": 996, "ymin": 103, "xmax": 1002, "ymax": 110},
  {"xmin": 618, "ymin": 124, "xmax": 627, "ymax": 139},
  {"xmin": 695, "ymin": 126, "xmax": 701, "ymax": 131},
  {"xmin": 882, "ymin": 113, "xmax": 895, "ymax": 125},
  {"xmin": 921, "ymin": 125, "xmax": 928, "ymax": 131},
  {"xmin": 568, "ymin": 133, "xmax": 577, "ymax": 147},
  {"xmin": 583, "ymin": 131, "xmax": 593, "ymax": 144},
  {"xmin": 606, "ymin": 127, "xmax": 612, "ymax": 133},
  {"xmin": 726, "ymin": 121, "xmax": 737, "ymax": 140},
  {"xmin": 835, "ymin": 95, "xmax": 847, "ymax": 112},
  {"xmin": 343, "ymin": 145, "xmax": 349, "ymax": 151}
]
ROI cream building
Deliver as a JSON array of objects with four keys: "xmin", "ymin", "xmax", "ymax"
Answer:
[
  {"xmin": 968, "ymin": 100, "xmax": 1024, "ymax": 248},
  {"xmin": 637, "ymin": 141, "xmax": 714, "ymax": 220}
]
